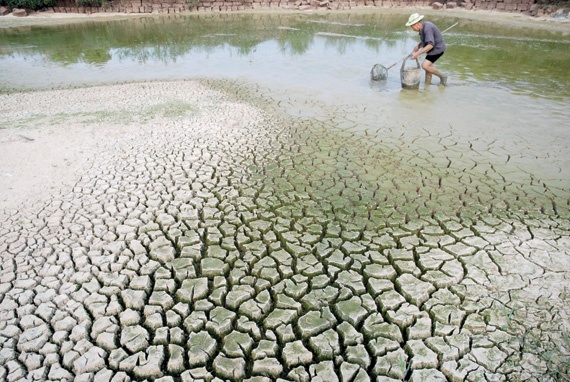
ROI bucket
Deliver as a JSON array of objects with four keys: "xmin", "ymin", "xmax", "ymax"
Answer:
[{"xmin": 400, "ymin": 58, "xmax": 422, "ymax": 90}]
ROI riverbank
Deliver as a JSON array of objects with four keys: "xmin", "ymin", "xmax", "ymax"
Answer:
[{"xmin": 0, "ymin": 7, "xmax": 569, "ymax": 33}]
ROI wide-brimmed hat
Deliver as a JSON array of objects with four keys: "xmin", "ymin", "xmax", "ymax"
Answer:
[{"xmin": 405, "ymin": 13, "xmax": 424, "ymax": 27}]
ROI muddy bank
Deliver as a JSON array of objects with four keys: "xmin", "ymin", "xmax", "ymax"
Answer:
[{"xmin": 0, "ymin": 7, "xmax": 569, "ymax": 33}]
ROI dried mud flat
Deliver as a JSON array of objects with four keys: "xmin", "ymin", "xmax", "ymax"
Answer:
[{"xmin": 1, "ymin": 11, "xmax": 570, "ymax": 381}]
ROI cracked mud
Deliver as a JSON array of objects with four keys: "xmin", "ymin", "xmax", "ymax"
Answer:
[{"xmin": 1, "ymin": 79, "xmax": 569, "ymax": 382}]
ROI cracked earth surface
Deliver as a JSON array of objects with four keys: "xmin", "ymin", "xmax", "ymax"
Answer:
[{"xmin": 1, "ymin": 80, "xmax": 569, "ymax": 381}]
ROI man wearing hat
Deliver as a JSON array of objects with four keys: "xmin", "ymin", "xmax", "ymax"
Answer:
[{"xmin": 406, "ymin": 13, "xmax": 447, "ymax": 86}]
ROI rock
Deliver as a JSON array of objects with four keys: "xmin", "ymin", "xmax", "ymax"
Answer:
[
  {"xmin": 432, "ymin": 2, "xmax": 444, "ymax": 9},
  {"xmin": 0, "ymin": 6, "xmax": 11, "ymax": 15},
  {"xmin": 12, "ymin": 8, "xmax": 27, "ymax": 17},
  {"xmin": 447, "ymin": 1, "xmax": 458, "ymax": 9}
]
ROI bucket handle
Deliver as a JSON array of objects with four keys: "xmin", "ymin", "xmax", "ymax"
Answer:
[{"xmin": 401, "ymin": 55, "xmax": 421, "ymax": 71}]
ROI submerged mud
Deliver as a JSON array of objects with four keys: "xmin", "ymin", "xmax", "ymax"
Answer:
[{"xmin": 0, "ymin": 79, "xmax": 569, "ymax": 381}]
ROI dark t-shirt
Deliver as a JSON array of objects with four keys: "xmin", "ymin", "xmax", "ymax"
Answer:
[{"xmin": 420, "ymin": 21, "xmax": 446, "ymax": 56}]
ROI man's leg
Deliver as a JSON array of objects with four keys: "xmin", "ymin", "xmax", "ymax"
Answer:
[{"xmin": 422, "ymin": 60, "xmax": 447, "ymax": 86}]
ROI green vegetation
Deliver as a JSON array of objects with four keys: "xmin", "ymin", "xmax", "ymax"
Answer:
[
  {"xmin": 75, "ymin": 0, "xmax": 108, "ymax": 6},
  {"xmin": 0, "ymin": 0, "xmax": 105, "ymax": 8},
  {"xmin": 0, "ymin": 0, "xmax": 55, "ymax": 10}
]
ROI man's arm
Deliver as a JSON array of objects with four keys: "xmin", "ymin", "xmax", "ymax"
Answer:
[{"xmin": 411, "ymin": 43, "xmax": 433, "ymax": 59}]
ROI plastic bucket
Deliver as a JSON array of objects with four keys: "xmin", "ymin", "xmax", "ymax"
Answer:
[{"xmin": 400, "ymin": 58, "xmax": 422, "ymax": 90}]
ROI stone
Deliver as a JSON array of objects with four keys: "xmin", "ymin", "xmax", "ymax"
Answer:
[{"xmin": 12, "ymin": 8, "xmax": 27, "ymax": 16}]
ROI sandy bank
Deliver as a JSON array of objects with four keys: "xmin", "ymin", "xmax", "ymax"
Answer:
[{"xmin": 0, "ymin": 7, "xmax": 569, "ymax": 33}]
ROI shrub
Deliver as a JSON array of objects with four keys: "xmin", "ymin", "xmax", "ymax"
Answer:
[
  {"xmin": 75, "ymin": 0, "xmax": 107, "ymax": 6},
  {"xmin": 4, "ymin": 0, "xmax": 55, "ymax": 9}
]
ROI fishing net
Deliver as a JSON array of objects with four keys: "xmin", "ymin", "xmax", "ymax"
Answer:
[{"xmin": 370, "ymin": 64, "xmax": 388, "ymax": 81}]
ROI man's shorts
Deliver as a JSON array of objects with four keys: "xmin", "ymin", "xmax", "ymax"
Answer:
[{"xmin": 426, "ymin": 52, "xmax": 445, "ymax": 63}]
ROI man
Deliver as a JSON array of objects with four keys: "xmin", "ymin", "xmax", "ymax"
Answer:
[{"xmin": 406, "ymin": 13, "xmax": 447, "ymax": 86}]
